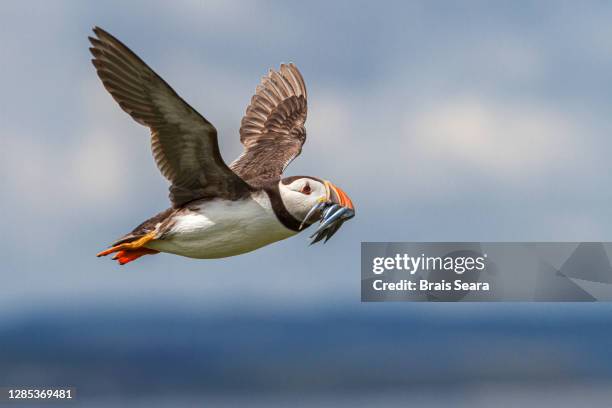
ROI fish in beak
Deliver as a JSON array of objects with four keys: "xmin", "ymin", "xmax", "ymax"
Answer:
[{"xmin": 300, "ymin": 180, "xmax": 355, "ymax": 245}]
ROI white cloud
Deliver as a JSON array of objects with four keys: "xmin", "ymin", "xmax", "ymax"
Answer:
[
  {"xmin": 403, "ymin": 98, "xmax": 588, "ymax": 184},
  {"xmin": 307, "ymin": 91, "xmax": 354, "ymax": 153},
  {"xmin": 1, "ymin": 79, "xmax": 137, "ymax": 215},
  {"xmin": 2, "ymin": 132, "xmax": 56, "ymax": 205},
  {"xmin": 2, "ymin": 129, "xmax": 127, "ymax": 215},
  {"xmin": 71, "ymin": 129, "xmax": 125, "ymax": 203}
]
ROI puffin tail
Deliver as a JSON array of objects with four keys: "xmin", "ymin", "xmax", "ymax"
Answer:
[{"xmin": 96, "ymin": 232, "xmax": 159, "ymax": 265}]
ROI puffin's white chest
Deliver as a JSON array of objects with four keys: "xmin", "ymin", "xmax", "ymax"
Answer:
[{"xmin": 148, "ymin": 192, "xmax": 296, "ymax": 259}]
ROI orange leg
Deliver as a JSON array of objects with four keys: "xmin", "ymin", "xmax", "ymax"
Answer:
[
  {"xmin": 96, "ymin": 232, "xmax": 159, "ymax": 265},
  {"xmin": 112, "ymin": 248, "xmax": 159, "ymax": 265}
]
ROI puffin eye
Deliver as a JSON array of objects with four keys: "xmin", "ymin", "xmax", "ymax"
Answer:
[{"xmin": 301, "ymin": 183, "xmax": 311, "ymax": 195}]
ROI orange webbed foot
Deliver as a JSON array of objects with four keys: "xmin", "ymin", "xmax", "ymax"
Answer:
[{"xmin": 96, "ymin": 232, "xmax": 158, "ymax": 265}]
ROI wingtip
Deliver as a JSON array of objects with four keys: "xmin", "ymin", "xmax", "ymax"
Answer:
[
  {"xmin": 92, "ymin": 26, "xmax": 115, "ymax": 42},
  {"xmin": 88, "ymin": 35, "xmax": 103, "ymax": 49},
  {"xmin": 277, "ymin": 62, "xmax": 296, "ymax": 73}
]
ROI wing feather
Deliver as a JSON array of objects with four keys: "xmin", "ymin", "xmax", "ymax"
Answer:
[
  {"xmin": 89, "ymin": 27, "xmax": 249, "ymax": 207},
  {"xmin": 231, "ymin": 63, "xmax": 308, "ymax": 186}
]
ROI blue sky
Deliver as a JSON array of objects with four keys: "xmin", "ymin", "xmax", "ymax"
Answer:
[{"xmin": 3, "ymin": 1, "xmax": 612, "ymax": 316}]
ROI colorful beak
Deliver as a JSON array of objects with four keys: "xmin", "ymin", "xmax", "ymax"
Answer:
[
  {"xmin": 323, "ymin": 180, "xmax": 354, "ymax": 211},
  {"xmin": 305, "ymin": 180, "xmax": 355, "ymax": 245}
]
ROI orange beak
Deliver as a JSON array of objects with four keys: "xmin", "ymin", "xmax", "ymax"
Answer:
[
  {"xmin": 323, "ymin": 180, "xmax": 355, "ymax": 212},
  {"xmin": 303, "ymin": 180, "xmax": 355, "ymax": 244}
]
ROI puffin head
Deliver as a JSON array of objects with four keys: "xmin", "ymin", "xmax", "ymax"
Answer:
[{"xmin": 279, "ymin": 176, "xmax": 355, "ymax": 244}]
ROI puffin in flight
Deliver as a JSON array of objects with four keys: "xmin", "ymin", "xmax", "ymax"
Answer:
[{"xmin": 89, "ymin": 27, "xmax": 355, "ymax": 265}]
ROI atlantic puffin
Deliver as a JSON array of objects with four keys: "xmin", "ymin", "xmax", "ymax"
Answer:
[{"xmin": 89, "ymin": 27, "xmax": 355, "ymax": 265}]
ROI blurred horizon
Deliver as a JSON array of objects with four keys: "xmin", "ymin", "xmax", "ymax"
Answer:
[{"xmin": 3, "ymin": 303, "xmax": 612, "ymax": 407}]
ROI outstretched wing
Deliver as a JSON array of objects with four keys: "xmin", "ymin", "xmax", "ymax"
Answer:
[
  {"xmin": 89, "ymin": 27, "xmax": 250, "ymax": 207},
  {"xmin": 230, "ymin": 63, "xmax": 307, "ymax": 187}
]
